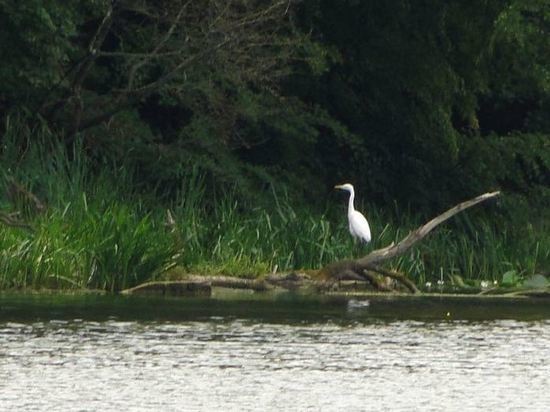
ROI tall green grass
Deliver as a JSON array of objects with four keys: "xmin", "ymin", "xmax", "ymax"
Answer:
[
  {"xmin": 0, "ymin": 120, "xmax": 176, "ymax": 291},
  {"xmin": 0, "ymin": 118, "xmax": 548, "ymax": 291}
]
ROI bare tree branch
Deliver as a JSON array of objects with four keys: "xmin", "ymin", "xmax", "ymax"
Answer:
[
  {"xmin": 72, "ymin": 3, "xmax": 116, "ymax": 92},
  {"xmin": 72, "ymin": 38, "xmax": 231, "ymax": 134},
  {"xmin": 126, "ymin": 1, "xmax": 191, "ymax": 91},
  {"xmin": 46, "ymin": 0, "xmax": 305, "ymax": 139},
  {"xmin": 357, "ymin": 191, "xmax": 501, "ymax": 266},
  {"xmin": 0, "ymin": 211, "xmax": 34, "ymax": 232},
  {"xmin": 321, "ymin": 191, "xmax": 501, "ymax": 293}
]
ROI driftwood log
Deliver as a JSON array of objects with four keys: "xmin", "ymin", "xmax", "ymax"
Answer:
[
  {"xmin": 125, "ymin": 191, "xmax": 501, "ymax": 297},
  {"xmin": 319, "ymin": 191, "xmax": 501, "ymax": 293},
  {"xmin": 121, "ymin": 280, "xmax": 213, "ymax": 296}
]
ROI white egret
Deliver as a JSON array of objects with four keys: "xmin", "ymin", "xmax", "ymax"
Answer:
[{"xmin": 334, "ymin": 183, "xmax": 371, "ymax": 243}]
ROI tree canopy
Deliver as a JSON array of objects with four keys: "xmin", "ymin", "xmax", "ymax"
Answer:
[{"xmin": 0, "ymin": 0, "xmax": 548, "ymax": 212}]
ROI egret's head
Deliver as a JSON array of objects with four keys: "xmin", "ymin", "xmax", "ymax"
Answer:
[{"xmin": 334, "ymin": 183, "xmax": 354, "ymax": 192}]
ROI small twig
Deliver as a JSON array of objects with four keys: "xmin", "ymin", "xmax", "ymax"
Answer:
[
  {"xmin": 6, "ymin": 180, "xmax": 47, "ymax": 213},
  {"xmin": 0, "ymin": 211, "xmax": 34, "ymax": 232},
  {"xmin": 72, "ymin": 3, "xmax": 115, "ymax": 92},
  {"xmin": 126, "ymin": 1, "xmax": 190, "ymax": 90}
]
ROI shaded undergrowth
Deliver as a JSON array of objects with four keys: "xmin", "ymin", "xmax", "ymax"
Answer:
[{"xmin": 0, "ymin": 123, "xmax": 548, "ymax": 291}]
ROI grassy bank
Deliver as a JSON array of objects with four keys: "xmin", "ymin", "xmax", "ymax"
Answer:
[{"xmin": 0, "ymin": 125, "xmax": 548, "ymax": 292}]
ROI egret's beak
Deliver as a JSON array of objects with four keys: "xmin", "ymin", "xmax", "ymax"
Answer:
[{"xmin": 334, "ymin": 185, "xmax": 343, "ymax": 190}]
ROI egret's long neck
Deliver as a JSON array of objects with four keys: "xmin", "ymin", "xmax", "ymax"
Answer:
[{"xmin": 347, "ymin": 188, "xmax": 355, "ymax": 215}]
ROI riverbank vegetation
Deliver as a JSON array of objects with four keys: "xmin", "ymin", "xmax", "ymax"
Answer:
[
  {"xmin": 0, "ymin": 1, "xmax": 548, "ymax": 292},
  {"xmin": 0, "ymin": 125, "xmax": 547, "ymax": 292}
]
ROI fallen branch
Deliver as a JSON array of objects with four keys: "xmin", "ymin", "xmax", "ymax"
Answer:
[
  {"xmin": 322, "ymin": 191, "xmax": 501, "ymax": 293},
  {"xmin": 185, "ymin": 275, "xmax": 272, "ymax": 292},
  {"xmin": 363, "ymin": 265, "xmax": 420, "ymax": 294},
  {"xmin": 359, "ymin": 191, "xmax": 500, "ymax": 266},
  {"xmin": 123, "ymin": 192, "xmax": 501, "ymax": 297},
  {"xmin": 121, "ymin": 275, "xmax": 275, "ymax": 296},
  {"xmin": 121, "ymin": 280, "xmax": 212, "ymax": 297}
]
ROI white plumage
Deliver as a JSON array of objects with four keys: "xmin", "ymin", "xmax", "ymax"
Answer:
[{"xmin": 334, "ymin": 183, "xmax": 371, "ymax": 243}]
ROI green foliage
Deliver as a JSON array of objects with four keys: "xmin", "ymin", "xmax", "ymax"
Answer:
[
  {"xmin": 1, "ymin": 0, "xmax": 548, "ymax": 213},
  {"xmin": 68, "ymin": 201, "xmax": 176, "ymax": 292},
  {"xmin": 0, "ymin": 201, "xmax": 176, "ymax": 291},
  {"xmin": 0, "ymin": 2, "xmax": 548, "ymax": 292},
  {"xmin": 292, "ymin": 0, "xmax": 549, "ymax": 210},
  {"xmin": 455, "ymin": 133, "xmax": 550, "ymax": 202},
  {"xmin": 493, "ymin": 0, "xmax": 550, "ymax": 95},
  {"xmin": 0, "ymin": 122, "xmax": 176, "ymax": 291},
  {"xmin": 296, "ymin": 1, "xmax": 489, "ymax": 203},
  {"xmin": 0, "ymin": 0, "xmax": 105, "ymax": 107},
  {"xmin": 0, "ymin": 127, "xmax": 548, "ymax": 290},
  {"xmin": 501, "ymin": 270, "xmax": 521, "ymax": 287}
]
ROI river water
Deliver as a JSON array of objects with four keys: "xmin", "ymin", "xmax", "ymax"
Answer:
[{"xmin": 1, "ymin": 293, "xmax": 549, "ymax": 411}]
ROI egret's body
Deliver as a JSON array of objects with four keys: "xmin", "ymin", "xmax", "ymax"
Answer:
[{"xmin": 334, "ymin": 183, "xmax": 371, "ymax": 243}]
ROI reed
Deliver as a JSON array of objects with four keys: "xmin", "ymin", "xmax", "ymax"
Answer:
[{"xmin": 0, "ymin": 120, "xmax": 547, "ymax": 291}]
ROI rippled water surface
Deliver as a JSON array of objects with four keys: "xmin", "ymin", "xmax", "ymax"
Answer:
[{"xmin": 1, "ymin": 294, "xmax": 550, "ymax": 411}]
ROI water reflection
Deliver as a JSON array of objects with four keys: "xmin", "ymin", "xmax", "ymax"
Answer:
[{"xmin": 1, "ymin": 315, "xmax": 549, "ymax": 411}]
